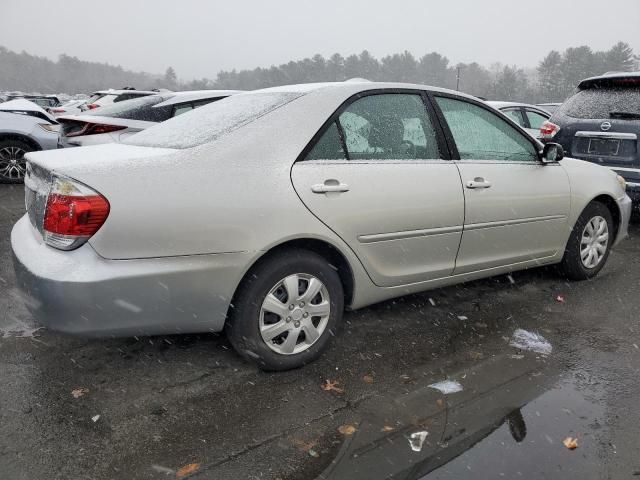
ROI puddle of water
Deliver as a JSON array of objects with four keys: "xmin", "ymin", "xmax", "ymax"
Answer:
[
  {"xmin": 316, "ymin": 353, "xmax": 607, "ymax": 480},
  {"xmin": 423, "ymin": 379, "xmax": 606, "ymax": 480}
]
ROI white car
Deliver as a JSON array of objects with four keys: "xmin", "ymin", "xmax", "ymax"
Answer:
[
  {"xmin": 79, "ymin": 88, "xmax": 162, "ymax": 112},
  {"xmin": 487, "ymin": 101, "xmax": 551, "ymax": 139},
  {"xmin": 0, "ymin": 99, "xmax": 59, "ymax": 183},
  {"xmin": 57, "ymin": 90, "xmax": 241, "ymax": 147},
  {"xmin": 49, "ymin": 99, "xmax": 87, "ymax": 117}
]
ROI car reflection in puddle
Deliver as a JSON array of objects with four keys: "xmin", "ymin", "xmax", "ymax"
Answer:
[{"xmin": 316, "ymin": 353, "xmax": 606, "ymax": 480}]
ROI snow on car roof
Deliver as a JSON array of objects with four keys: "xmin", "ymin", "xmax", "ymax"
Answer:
[{"xmin": 0, "ymin": 98, "xmax": 49, "ymax": 114}]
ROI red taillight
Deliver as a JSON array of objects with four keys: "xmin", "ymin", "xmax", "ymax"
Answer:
[
  {"xmin": 65, "ymin": 122, "xmax": 127, "ymax": 137},
  {"xmin": 42, "ymin": 176, "xmax": 110, "ymax": 250},
  {"xmin": 50, "ymin": 107, "xmax": 66, "ymax": 113},
  {"xmin": 86, "ymin": 103, "xmax": 99, "ymax": 110},
  {"xmin": 540, "ymin": 120, "xmax": 560, "ymax": 139}
]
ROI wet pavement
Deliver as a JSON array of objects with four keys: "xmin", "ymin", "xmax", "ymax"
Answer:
[{"xmin": 1, "ymin": 183, "xmax": 640, "ymax": 479}]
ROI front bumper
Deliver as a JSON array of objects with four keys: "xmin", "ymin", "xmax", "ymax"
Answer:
[
  {"xmin": 11, "ymin": 215, "xmax": 251, "ymax": 337},
  {"xmin": 614, "ymin": 194, "xmax": 632, "ymax": 248}
]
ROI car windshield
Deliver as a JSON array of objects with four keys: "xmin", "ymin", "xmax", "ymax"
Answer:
[
  {"xmin": 85, "ymin": 95, "xmax": 169, "ymax": 122},
  {"xmin": 125, "ymin": 92, "xmax": 303, "ymax": 148},
  {"xmin": 558, "ymin": 88, "xmax": 640, "ymax": 119}
]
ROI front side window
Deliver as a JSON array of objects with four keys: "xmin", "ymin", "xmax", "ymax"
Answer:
[
  {"xmin": 436, "ymin": 97, "xmax": 538, "ymax": 162},
  {"xmin": 338, "ymin": 94, "xmax": 440, "ymax": 160}
]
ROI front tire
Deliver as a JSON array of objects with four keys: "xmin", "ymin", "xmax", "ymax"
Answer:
[
  {"xmin": 0, "ymin": 139, "xmax": 32, "ymax": 184},
  {"xmin": 226, "ymin": 249, "xmax": 344, "ymax": 371},
  {"xmin": 559, "ymin": 201, "xmax": 613, "ymax": 280}
]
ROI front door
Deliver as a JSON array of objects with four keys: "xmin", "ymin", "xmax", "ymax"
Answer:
[
  {"xmin": 291, "ymin": 92, "xmax": 465, "ymax": 287},
  {"xmin": 434, "ymin": 96, "xmax": 571, "ymax": 275}
]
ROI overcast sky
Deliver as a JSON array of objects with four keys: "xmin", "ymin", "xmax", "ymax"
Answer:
[{"xmin": 2, "ymin": 0, "xmax": 639, "ymax": 79}]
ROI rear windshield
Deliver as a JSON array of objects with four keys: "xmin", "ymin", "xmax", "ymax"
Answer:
[
  {"xmin": 86, "ymin": 95, "xmax": 172, "ymax": 122},
  {"xmin": 125, "ymin": 92, "xmax": 303, "ymax": 149},
  {"xmin": 558, "ymin": 88, "xmax": 640, "ymax": 119}
]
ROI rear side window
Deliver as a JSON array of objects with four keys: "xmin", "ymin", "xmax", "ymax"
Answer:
[
  {"xmin": 436, "ymin": 97, "xmax": 538, "ymax": 162},
  {"xmin": 127, "ymin": 92, "xmax": 303, "ymax": 149},
  {"xmin": 306, "ymin": 93, "xmax": 440, "ymax": 161},
  {"xmin": 558, "ymin": 88, "xmax": 640, "ymax": 119},
  {"xmin": 502, "ymin": 108, "xmax": 526, "ymax": 128},
  {"xmin": 526, "ymin": 110, "xmax": 548, "ymax": 129},
  {"xmin": 86, "ymin": 95, "xmax": 172, "ymax": 122},
  {"xmin": 305, "ymin": 122, "xmax": 347, "ymax": 160}
]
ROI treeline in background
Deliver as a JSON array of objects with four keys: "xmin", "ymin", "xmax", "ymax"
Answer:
[{"xmin": 1, "ymin": 42, "xmax": 637, "ymax": 103}]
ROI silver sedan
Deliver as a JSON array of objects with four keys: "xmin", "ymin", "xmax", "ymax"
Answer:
[{"xmin": 12, "ymin": 82, "xmax": 632, "ymax": 370}]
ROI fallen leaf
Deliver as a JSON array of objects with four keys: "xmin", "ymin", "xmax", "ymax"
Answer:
[
  {"xmin": 563, "ymin": 437, "xmax": 578, "ymax": 450},
  {"xmin": 308, "ymin": 449, "xmax": 319, "ymax": 458},
  {"xmin": 555, "ymin": 294, "xmax": 566, "ymax": 303},
  {"xmin": 321, "ymin": 379, "xmax": 344, "ymax": 394},
  {"xmin": 291, "ymin": 437, "xmax": 317, "ymax": 452},
  {"xmin": 71, "ymin": 387, "xmax": 89, "ymax": 398},
  {"xmin": 338, "ymin": 424, "xmax": 357, "ymax": 435},
  {"xmin": 381, "ymin": 425, "xmax": 395, "ymax": 432},
  {"xmin": 176, "ymin": 463, "xmax": 200, "ymax": 478},
  {"xmin": 362, "ymin": 374, "xmax": 374, "ymax": 384}
]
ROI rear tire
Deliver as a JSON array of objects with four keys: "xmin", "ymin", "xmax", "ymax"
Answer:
[
  {"xmin": 226, "ymin": 249, "xmax": 344, "ymax": 371},
  {"xmin": 558, "ymin": 201, "xmax": 613, "ymax": 280},
  {"xmin": 0, "ymin": 139, "xmax": 32, "ymax": 184}
]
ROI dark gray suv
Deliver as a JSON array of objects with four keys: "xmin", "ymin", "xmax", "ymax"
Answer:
[{"xmin": 541, "ymin": 72, "xmax": 640, "ymax": 204}]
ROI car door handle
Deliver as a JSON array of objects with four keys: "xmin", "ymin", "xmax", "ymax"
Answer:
[
  {"xmin": 465, "ymin": 178, "xmax": 492, "ymax": 189},
  {"xmin": 311, "ymin": 182, "xmax": 350, "ymax": 193}
]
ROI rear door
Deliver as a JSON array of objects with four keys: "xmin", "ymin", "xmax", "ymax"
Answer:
[
  {"xmin": 434, "ymin": 95, "xmax": 570, "ymax": 274},
  {"xmin": 291, "ymin": 91, "xmax": 465, "ymax": 287}
]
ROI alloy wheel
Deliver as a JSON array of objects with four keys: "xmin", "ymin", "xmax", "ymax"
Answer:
[{"xmin": 0, "ymin": 146, "xmax": 27, "ymax": 180}]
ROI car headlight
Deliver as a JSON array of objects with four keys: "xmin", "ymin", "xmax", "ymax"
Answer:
[
  {"xmin": 38, "ymin": 123, "xmax": 60, "ymax": 133},
  {"xmin": 616, "ymin": 174, "xmax": 627, "ymax": 191}
]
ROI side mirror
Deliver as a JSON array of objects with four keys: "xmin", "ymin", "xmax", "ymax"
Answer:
[{"xmin": 541, "ymin": 143, "xmax": 564, "ymax": 163}]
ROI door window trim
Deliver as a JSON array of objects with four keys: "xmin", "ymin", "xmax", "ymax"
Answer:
[
  {"xmin": 429, "ymin": 92, "xmax": 544, "ymax": 163},
  {"xmin": 295, "ymin": 88, "xmax": 453, "ymax": 164}
]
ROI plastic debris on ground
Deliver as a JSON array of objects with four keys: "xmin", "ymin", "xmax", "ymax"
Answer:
[
  {"xmin": 408, "ymin": 431, "xmax": 429, "ymax": 452},
  {"xmin": 509, "ymin": 328, "xmax": 553, "ymax": 355},
  {"xmin": 428, "ymin": 379, "xmax": 464, "ymax": 394},
  {"xmin": 563, "ymin": 437, "xmax": 579, "ymax": 450},
  {"xmin": 91, "ymin": 415, "xmax": 100, "ymax": 422}
]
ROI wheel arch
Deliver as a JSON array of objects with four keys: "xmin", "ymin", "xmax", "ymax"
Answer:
[
  {"xmin": 0, "ymin": 132, "xmax": 42, "ymax": 151},
  {"xmin": 227, "ymin": 237, "xmax": 356, "ymax": 320},
  {"xmin": 590, "ymin": 194, "xmax": 621, "ymax": 239}
]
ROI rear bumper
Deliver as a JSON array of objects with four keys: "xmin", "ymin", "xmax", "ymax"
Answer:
[{"xmin": 11, "ymin": 215, "xmax": 251, "ymax": 337}]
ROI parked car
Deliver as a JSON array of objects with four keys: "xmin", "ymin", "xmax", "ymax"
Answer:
[
  {"xmin": 57, "ymin": 90, "xmax": 241, "ymax": 147},
  {"xmin": 487, "ymin": 101, "xmax": 551, "ymax": 139},
  {"xmin": 79, "ymin": 88, "xmax": 162, "ymax": 112},
  {"xmin": 4, "ymin": 94, "xmax": 61, "ymax": 109},
  {"xmin": 12, "ymin": 82, "xmax": 631, "ymax": 370},
  {"xmin": 541, "ymin": 71, "xmax": 640, "ymax": 205},
  {"xmin": 49, "ymin": 99, "xmax": 86, "ymax": 117},
  {"xmin": 0, "ymin": 99, "xmax": 59, "ymax": 183},
  {"xmin": 536, "ymin": 102, "xmax": 562, "ymax": 115}
]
